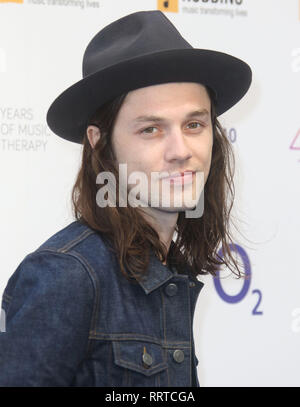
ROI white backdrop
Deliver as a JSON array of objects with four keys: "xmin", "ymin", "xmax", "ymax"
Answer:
[{"xmin": 0, "ymin": 0, "xmax": 299, "ymax": 387}]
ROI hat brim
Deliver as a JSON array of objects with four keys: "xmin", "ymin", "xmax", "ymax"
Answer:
[{"xmin": 46, "ymin": 48, "xmax": 252, "ymax": 144}]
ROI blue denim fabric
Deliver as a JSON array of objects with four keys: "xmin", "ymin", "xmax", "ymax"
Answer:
[{"xmin": 0, "ymin": 220, "xmax": 204, "ymax": 387}]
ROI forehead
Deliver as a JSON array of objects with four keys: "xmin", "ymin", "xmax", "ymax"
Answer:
[{"xmin": 120, "ymin": 82, "xmax": 211, "ymax": 117}]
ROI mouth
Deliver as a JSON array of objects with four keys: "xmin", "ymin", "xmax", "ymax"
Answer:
[{"xmin": 160, "ymin": 170, "xmax": 196, "ymax": 185}]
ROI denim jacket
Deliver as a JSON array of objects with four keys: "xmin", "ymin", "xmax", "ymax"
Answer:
[{"xmin": 0, "ymin": 220, "xmax": 204, "ymax": 387}]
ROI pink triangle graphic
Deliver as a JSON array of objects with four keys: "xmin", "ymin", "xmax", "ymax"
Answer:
[{"xmin": 290, "ymin": 129, "xmax": 300, "ymax": 150}]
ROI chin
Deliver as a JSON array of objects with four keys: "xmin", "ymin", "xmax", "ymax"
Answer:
[{"xmin": 157, "ymin": 205, "xmax": 193, "ymax": 213}]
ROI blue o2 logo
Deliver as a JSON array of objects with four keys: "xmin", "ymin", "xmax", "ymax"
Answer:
[
  {"xmin": 213, "ymin": 244, "xmax": 263, "ymax": 315},
  {"xmin": 223, "ymin": 127, "xmax": 237, "ymax": 143}
]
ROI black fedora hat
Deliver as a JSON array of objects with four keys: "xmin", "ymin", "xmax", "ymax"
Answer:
[{"xmin": 46, "ymin": 9, "xmax": 252, "ymax": 144}]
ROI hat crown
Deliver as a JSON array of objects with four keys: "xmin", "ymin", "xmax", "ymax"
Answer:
[{"xmin": 82, "ymin": 10, "xmax": 192, "ymax": 77}]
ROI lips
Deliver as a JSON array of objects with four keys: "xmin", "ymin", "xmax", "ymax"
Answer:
[
  {"xmin": 161, "ymin": 171, "xmax": 196, "ymax": 185},
  {"xmin": 179, "ymin": 170, "xmax": 195, "ymax": 177},
  {"xmin": 160, "ymin": 170, "xmax": 196, "ymax": 179}
]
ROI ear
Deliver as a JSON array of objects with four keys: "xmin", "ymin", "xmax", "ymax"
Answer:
[{"xmin": 87, "ymin": 125, "xmax": 101, "ymax": 149}]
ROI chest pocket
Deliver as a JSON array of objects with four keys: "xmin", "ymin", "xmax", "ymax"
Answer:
[{"xmin": 112, "ymin": 340, "xmax": 168, "ymax": 386}]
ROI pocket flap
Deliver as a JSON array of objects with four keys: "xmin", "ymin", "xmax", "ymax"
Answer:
[{"xmin": 112, "ymin": 340, "xmax": 168, "ymax": 376}]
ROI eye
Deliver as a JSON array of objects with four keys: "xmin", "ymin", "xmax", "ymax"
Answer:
[
  {"xmin": 140, "ymin": 126, "xmax": 158, "ymax": 134},
  {"xmin": 187, "ymin": 122, "xmax": 204, "ymax": 129}
]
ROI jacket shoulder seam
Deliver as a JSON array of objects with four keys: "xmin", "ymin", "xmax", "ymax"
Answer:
[{"xmin": 55, "ymin": 229, "xmax": 97, "ymax": 253}]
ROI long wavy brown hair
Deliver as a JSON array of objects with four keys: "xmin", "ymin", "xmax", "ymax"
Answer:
[{"xmin": 71, "ymin": 85, "xmax": 246, "ymax": 283}]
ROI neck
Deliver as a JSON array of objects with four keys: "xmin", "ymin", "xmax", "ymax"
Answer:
[{"xmin": 139, "ymin": 207, "xmax": 178, "ymax": 261}]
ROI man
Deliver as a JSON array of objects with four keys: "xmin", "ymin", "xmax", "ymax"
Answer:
[
  {"xmin": 0, "ymin": 10, "xmax": 252, "ymax": 386},
  {"xmin": 87, "ymin": 81, "xmax": 213, "ymax": 260}
]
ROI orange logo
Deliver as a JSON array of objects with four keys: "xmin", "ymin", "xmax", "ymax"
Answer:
[
  {"xmin": 157, "ymin": 0, "xmax": 179, "ymax": 13},
  {"xmin": 0, "ymin": 0, "xmax": 23, "ymax": 2}
]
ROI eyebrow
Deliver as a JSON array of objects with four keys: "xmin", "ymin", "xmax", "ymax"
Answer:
[{"xmin": 133, "ymin": 109, "xmax": 210, "ymax": 124}]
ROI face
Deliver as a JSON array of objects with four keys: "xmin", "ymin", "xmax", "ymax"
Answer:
[{"xmin": 104, "ymin": 82, "xmax": 213, "ymax": 213}]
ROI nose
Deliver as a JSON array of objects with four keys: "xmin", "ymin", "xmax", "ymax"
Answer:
[{"xmin": 164, "ymin": 128, "xmax": 192, "ymax": 162}]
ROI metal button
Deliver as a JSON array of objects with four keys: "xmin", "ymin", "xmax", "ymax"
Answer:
[
  {"xmin": 142, "ymin": 352, "xmax": 153, "ymax": 368},
  {"xmin": 173, "ymin": 349, "xmax": 185, "ymax": 363},
  {"xmin": 189, "ymin": 281, "xmax": 195, "ymax": 288},
  {"xmin": 165, "ymin": 283, "xmax": 178, "ymax": 296}
]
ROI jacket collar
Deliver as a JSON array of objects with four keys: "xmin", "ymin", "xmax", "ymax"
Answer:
[{"xmin": 137, "ymin": 247, "xmax": 176, "ymax": 295}]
